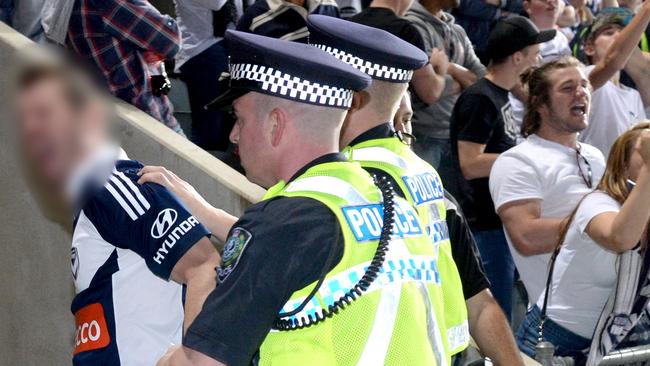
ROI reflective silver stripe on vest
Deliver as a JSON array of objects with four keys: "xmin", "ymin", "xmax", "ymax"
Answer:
[
  {"xmin": 284, "ymin": 176, "xmax": 371, "ymax": 205},
  {"xmin": 418, "ymin": 282, "xmax": 449, "ymax": 366},
  {"xmin": 351, "ymin": 146, "xmax": 410, "ymax": 170},
  {"xmin": 356, "ymin": 282, "xmax": 402, "ymax": 366},
  {"xmin": 447, "ymin": 321, "xmax": 470, "ymax": 351}
]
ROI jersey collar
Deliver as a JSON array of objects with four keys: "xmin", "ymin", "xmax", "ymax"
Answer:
[{"xmin": 65, "ymin": 145, "xmax": 126, "ymax": 204}]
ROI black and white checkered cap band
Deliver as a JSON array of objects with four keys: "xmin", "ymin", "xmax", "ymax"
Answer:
[
  {"xmin": 314, "ymin": 44, "xmax": 413, "ymax": 82},
  {"xmin": 229, "ymin": 63, "xmax": 354, "ymax": 108}
]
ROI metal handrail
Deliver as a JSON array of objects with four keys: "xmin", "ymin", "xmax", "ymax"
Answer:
[{"xmin": 598, "ymin": 345, "xmax": 650, "ymax": 365}]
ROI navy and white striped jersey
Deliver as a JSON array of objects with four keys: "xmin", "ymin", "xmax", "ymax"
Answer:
[{"xmin": 70, "ymin": 154, "xmax": 210, "ymax": 366}]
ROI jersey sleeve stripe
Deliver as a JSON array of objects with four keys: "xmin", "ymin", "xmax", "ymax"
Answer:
[
  {"xmin": 104, "ymin": 182, "xmax": 139, "ymax": 220},
  {"xmin": 109, "ymin": 175, "xmax": 146, "ymax": 216},
  {"xmin": 114, "ymin": 171, "xmax": 151, "ymax": 210}
]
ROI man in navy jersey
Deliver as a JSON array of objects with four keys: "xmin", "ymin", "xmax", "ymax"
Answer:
[{"xmin": 15, "ymin": 54, "xmax": 219, "ymax": 366}]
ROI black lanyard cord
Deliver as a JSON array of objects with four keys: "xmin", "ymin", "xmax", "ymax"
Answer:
[{"xmin": 273, "ymin": 175, "xmax": 396, "ymax": 331}]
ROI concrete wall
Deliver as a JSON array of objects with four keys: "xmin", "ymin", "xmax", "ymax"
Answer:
[{"xmin": 0, "ymin": 22, "xmax": 264, "ymax": 366}]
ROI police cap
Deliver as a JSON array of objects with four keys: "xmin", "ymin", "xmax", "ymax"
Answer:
[
  {"xmin": 306, "ymin": 14, "xmax": 428, "ymax": 83},
  {"xmin": 205, "ymin": 30, "xmax": 372, "ymax": 110}
]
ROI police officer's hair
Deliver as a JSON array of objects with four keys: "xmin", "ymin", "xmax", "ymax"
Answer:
[
  {"xmin": 364, "ymin": 80, "xmax": 409, "ymax": 119},
  {"xmin": 253, "ymin": 93, "xmax": 347, "ymax": 139}
]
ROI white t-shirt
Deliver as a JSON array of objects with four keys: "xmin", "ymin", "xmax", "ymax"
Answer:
[
  {"xmin": 489, "ymin": 134, "xmax": 606, "ymax": 303},
  {"xmin": 579, "ymin": 66, "xmax": 647, "ymax": 158},
  {"xmin": 536, "ymin": 191, "xmax": 620, "ymax": 338},
  {"xmin": 509, "ymin": 32, "xmax": 572, "ymax": 141}
]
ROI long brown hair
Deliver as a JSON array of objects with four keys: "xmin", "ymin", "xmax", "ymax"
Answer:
[
  {"xmin": 520, "ymin": 57, "xmax": 585, "ymax": 138},
  {"xmin": 556, "ymin": 121, "xmax": 650, "ymax": 247}
]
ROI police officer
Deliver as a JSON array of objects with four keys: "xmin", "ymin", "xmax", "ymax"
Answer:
[
  {"xmin": 149, "ymin": 30, "xmax": 451, "ymax": 366},
  {"xmin": 306, "ymin": 15, "xmax": 525, "ymax": 365}
]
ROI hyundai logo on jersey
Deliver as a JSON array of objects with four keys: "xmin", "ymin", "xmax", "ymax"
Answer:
[
  {"xmin": 153, "ymin": 216, "xmax": 201, "ymax": 265},
  {"xmin": 402, "ymin": 173, "xmax": 444, "ymax": 206},
  {"xmin": 151, "ymin": 208, "xmax": 178, "ymax": 239},
  {"xmin": 342, "ymin": 201, "xmax": 423, "ymax": 242}
]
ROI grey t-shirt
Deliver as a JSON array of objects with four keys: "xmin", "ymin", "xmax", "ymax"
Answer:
[{"xmin": 405, "ymin": 3, "xmax": 485, "ymax": 139}]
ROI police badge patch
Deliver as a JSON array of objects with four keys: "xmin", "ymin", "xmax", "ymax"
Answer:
[{"xmin": 217, "ymin": 227, "xmax": 252, "ymax": 283}]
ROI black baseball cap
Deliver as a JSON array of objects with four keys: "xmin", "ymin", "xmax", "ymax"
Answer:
[{"xmin": 487, "ymin": 16, "xmax": 556, "ymax": 62}]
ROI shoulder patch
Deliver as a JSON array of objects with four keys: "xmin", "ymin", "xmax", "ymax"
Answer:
[{"xmin": 217, "ymin": 227, "xmax": 253, "ymax": 283}]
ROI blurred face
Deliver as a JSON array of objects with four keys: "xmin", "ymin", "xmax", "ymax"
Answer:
[
  {"xmin": 585, "ymin": 25, "xmax": 622, "ymax": 65},
  {"xmin": 421, "ymin": 0, "xmax": 459, "ymax": 11},
  {"xmin": 444, "ymin": 0, "xmax": 460, "ymax": 9},
  {"xmin": 229, "ymin": 93, "xmax": 275, "ymax": 187},
  {"xmin": 393, "ymin": 93, "xmax": 413, "ymax": 131},
  {"xmin": 540, "ymin": 66, "xmax": 591, "ymax": 134},
  {"xmin": 393, "ymin": 93, "xmax": 413, "ymax": 145},
  {"xmin": 525, "ymin": 0, "xmax": 561, "ymax": 24},
  {"xmin": 517, "ymin": 44, "xmax": 542, "ymax": 75},
  {"xmin": 18, "ymin": 77, "xmax": 82, "ymax": 187}
]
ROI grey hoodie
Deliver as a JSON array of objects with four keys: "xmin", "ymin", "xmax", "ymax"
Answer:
[{"xmin": 406, "ymin": 2, "xmax": 485, "ymax": 139}]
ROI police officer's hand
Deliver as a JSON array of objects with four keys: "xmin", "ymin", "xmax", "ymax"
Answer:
[
  {"xmin": 138, "ymin": 165, "xmax": 211, "ymax": 216},
  {"xmin": 138, "ymin": 166, "xmax": 238, "ymax": 242}
]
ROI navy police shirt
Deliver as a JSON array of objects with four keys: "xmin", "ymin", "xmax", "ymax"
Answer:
[{"xmin": 184, "ymin": 154, "xmax": 346, "ymax": 366}]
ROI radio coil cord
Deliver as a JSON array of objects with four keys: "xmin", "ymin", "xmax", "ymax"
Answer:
[{"xmin": 273, "ymin": 175, "xmax": 396, "ymax": 331}]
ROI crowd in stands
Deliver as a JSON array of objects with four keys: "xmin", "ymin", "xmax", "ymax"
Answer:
[{"xmin": 4, "ymin": 0, "xmax": 650, "ymax": 363}]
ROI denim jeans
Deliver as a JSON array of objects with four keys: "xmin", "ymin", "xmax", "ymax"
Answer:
[
  {"xmin": 516, "ymin": 305, "xmax": 591, "ymax": 365},
  {"xmin": 472, "ymin": 228, "xmax": 515, "ymax": 321},
  {"xmin": 412, "ymin": 136, "xmax": 450, "ymax": 170},
  {"xmin": 179, "ymin": 41, "xmax": 231, "ymax": 151}
]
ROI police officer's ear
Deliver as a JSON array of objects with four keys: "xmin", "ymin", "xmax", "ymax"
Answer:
[
  {"xmin": 268, "ymin": 107, "xmax": 288, "ymax": 148},
  {"xmin": 349, "ymin": 90, "xmax": 371, "ymax": 114}
]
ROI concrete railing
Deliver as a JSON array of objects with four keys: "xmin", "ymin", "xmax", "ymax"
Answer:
[{"xmin": 0, "ymin": 21, "xmax": 264, "ymax": 366}]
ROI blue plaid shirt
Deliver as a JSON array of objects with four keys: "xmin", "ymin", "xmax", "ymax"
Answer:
[{"xmin": 67, "ymin": 0, "xmax": 181, "ymax": 130}]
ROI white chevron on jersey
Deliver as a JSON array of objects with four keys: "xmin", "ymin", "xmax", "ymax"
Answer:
[{"xmin": 104, "ymin": 170, "xmax": 151, "ymax": 220}]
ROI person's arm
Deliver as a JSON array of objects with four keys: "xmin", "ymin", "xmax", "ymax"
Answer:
[
  {"xmin": 411, "ymin": 48, "xmax": 449, "ymax": 104},
  {"xmin": 171, "ymin": 238, "xmax": 221, "ymax": 334},
  {"xmin": 448, "ymin": 32, "xmax": 486, "ymax": 90},
  {"xmin": 100, "ymin": 0, "xmax": 181, "ymax": 59},
  {"xmin": 624, "ymin": 48, "xmax": 650, "ymax": 107},
  {"xmin": 448, "ymin": 63, "xmax": 479, "ymax": 90},
  {"xmin": 138, "ymin": 166, "xmax": 238, "ymax": 242},
  {"xmin": 467, "ymin": 289, "xmax": 524, "ymax": 366},
  {"xmin": 589, "ymin": 0, "xmax": 650, "ymax": 90},
  {"xmin": 458, "ymin": 141, "xmax": 499, "ymax": 180},
  {"xmin": 585, "ymin": 131, "xmax": 650, "ymax": 252},
  {"xmin": 497, "ymin": 199, "xmax": 564, "ymax": 255},
  {"xmin": 453, "ymin": 93, "xmax": 500, "ymax": 179},
  {"xmin": 158, "ymin": 346, "xmax": 224, "ymax": 366}
]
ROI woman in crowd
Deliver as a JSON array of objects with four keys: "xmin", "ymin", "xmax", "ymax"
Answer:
[{"xmin": 516, "ymin": 121, "xmax": 650, "ymax": 364}]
